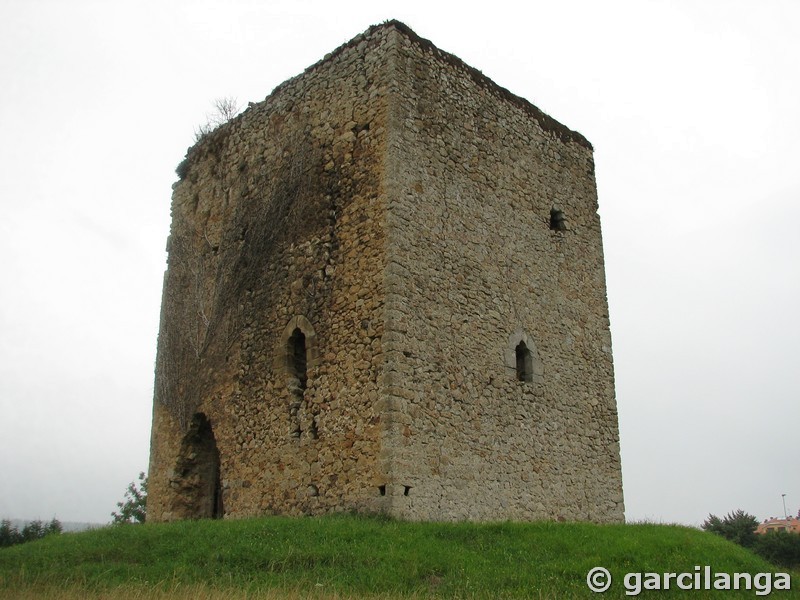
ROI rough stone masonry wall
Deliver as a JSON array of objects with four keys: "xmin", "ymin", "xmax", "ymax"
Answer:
[
  {"xmin": 149, "ymin": 21, "xmax": 624, "ymax": 523},
  {"xmin": 148, "ymin": 27, "xmax": 395, "ymax": 521},
  {"xmin": 380, "ymin": 27, "xmax": 624, "ymax": 522}
]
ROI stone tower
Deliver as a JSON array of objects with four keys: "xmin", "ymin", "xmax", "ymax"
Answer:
[{"xmin": 147, "ymin": 21, "xmax": 624, "ymax": 523}]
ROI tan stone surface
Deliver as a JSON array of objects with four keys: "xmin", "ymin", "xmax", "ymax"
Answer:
[{"xmin": 148, "ymin": 21, "xmax": 624, "ymax": 523}]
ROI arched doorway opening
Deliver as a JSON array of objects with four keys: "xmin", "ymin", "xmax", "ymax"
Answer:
[{"xmin": 171, "ymin": 412, "xmax": 223, "ymax": 519}]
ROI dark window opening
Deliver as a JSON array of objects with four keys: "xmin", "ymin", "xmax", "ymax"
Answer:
[
  {"xmin": 378, "ymin": 485, "xmax": 386, "ymax": 496},
  {"xmin": 288, "ymin": 328, "xmax": 308, "ymax": 391},
  {"xmin": 549, "ymin": 208, "xmax": 566, "ymax": 232},
  {"xmin": 403, "ymin": 485, "xmax": 411, "ymax": 497},
  {"xmin": 516, "ymin": 342, "xmax": 533, "ymax": 383}
]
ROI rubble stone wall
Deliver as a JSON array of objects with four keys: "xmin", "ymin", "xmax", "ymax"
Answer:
[
  {"xmin": 148, "ymin": 21, "xmax": 624, "ymax": 523},
  {"xmin": 380, "ymin": 26, "xmax": 624, "ymax": 522},
  {"xmin": 148, "ymin": 26, "xmax": 394, "ymax": 521}
]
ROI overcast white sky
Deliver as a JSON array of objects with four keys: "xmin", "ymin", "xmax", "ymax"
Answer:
[{"xmin": 1, "ymin": 0, "xmax": 797, "ymax": 526}]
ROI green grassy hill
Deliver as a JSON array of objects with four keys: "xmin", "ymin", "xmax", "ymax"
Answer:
[{"xmin": 0, "ymin": 515, "xmax": 796, "ymax": 599}]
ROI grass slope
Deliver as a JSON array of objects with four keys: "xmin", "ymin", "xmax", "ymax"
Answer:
[{"xmin": 0, "ymin": 515, "xmax": 796, "ymax": 599}]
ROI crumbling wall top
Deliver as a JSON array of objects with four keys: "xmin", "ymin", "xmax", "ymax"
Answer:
[{"xmin": 268, "ymin": 20, "xmax": 592, "ymax": 151}]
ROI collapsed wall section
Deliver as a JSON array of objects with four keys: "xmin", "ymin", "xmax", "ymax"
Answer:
[
  {"xmin": 381, "ymin": 26, "xmax": 624, "ymax": 522},
  {"xmin": 148, "ymin": 26, "xmax": 395, "ymax": 521}
]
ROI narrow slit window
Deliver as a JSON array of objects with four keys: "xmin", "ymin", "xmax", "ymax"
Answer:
[
  {"xmin": 288, "ymin": 328, "xmax": 308, "ymax": 391},
  {"xmin": 516, "ymin": 341, "xmax": 533, "ymax": 383}
]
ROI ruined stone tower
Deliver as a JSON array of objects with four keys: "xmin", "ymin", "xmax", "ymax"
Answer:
[{"xmin": 147, "ymin": 21, "xmax": 624, "ymax": 523}]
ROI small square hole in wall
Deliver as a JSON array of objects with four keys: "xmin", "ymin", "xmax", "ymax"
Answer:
[
  {"xmin": 549, "ymin": 208, "xmax": 566, "ymax": 232},
  {"xmin": 378, "ymin": 485, "xmax": 386, "ymax": 496}
]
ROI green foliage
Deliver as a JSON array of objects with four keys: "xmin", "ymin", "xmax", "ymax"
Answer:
[
  {"xmin": 111, "ymin": 472, "xmax": 147, "ymax": 524},
  {"xmin": 175, "ymin": 157, "xmax": 189, "ymax": 180},
  {"xmin": 0, "ymin": 518, "xmax": 61, "ymax": 548},
  {"xmin": 702, "ymin": 509, "xmax": 759, "ymax": 548},
  {"xmin": 0, "ymin": 520, "xmax": 19, "ymax": 548},
  {"xmin": 0, "ymin": 515, "xmax": 792, "ymax": 598},
  {"xmin": 702, "ymin": 509, "xmax": 800, "ymax": 570},
  {"xmin": 753, "ymin": 530, "xmax": 800, "ymax": 569}
]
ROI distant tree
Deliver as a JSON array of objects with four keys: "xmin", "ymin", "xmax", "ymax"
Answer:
[
  {"xmin": 702, "ymin": 509, "xmax": 759, "ymax": 548},
  {"xmin": 21, "ymin": 520, "xmax": 44, "ymax": 542},
  {"xmin": 0, "ymin": 518, "xmax": 61, "ymax": 547},
  {"xmin": 112, "ymin": 472, "xmax": 148, "ymax": 524},
  {"xmin": 0, "ymin": 519, "xmax": 21, "ymax": 547},
  {"xmin": 45, "ymin": 518, "xmax": 63, "ymax": 536}
]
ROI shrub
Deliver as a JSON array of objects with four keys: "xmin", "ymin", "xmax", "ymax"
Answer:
[
  {"xmin": 753, "ymin": 530, "xmax": 800, "ymax": 568},
  {"xmin": 175, "ymin": 156, "xmax": 190, "ymax": 180},
  {"xmin": 194, "ymin": 97, "xmax": 240, "ymax": 142},
  {"xmin": 701, "ymin": 509, "xmax": 759, "ymax": 548},
  {"xmin": 112, "ymin": 472, "xmax": 148, "ymax": 524}
]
